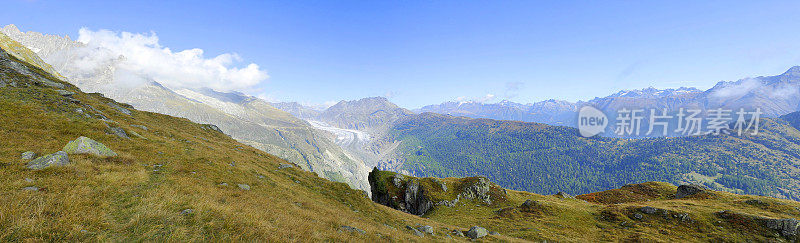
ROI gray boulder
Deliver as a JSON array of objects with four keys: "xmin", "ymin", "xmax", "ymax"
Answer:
[
  {"xmin": 237, "ymin": 184, "xmax": 251, "ymax": 190},
  {"xmin": 676, "ymin": 184, "xmax": 707, "ymax": 199},
  {"xmin": 63, "ymin": 136, "xmax": 118, "ymax": 157},
  {"xmin": 417, "ymin": 225, "xmax": 434, "ymax": 234},
  {"xmin": 20, "ymin": 151, "xmax": 36, "ymax": 160},
  {"xmin": 466, "ymin": 226, "xmax": 488, "ymax": 239},
  {"xmin": 341, "ymin": 225, "xmax": 366, "ymax": 234},
  {"xmin": 26, "ymin": 151, "xmax": 69, "ymax": 170}
]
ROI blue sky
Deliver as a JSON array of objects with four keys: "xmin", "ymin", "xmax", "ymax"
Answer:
[{"xmin": 5, "ymin": 0, "xmax": 800, "ymax": 109}]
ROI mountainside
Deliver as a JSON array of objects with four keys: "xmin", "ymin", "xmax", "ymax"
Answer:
[
  {"xmin": 0, "ymin": 25, "xmax": 370, "ymax": 192},
  {"xmin": 317, "ymin": 97, "xmax": 414, "ymax": 134},
  {"xmin": 1, "ymin": 43, "xmax": 503, "ymax": 241},
  {"xmin": 270, "ymin": 101, "xmax": 322, "ymax": 120},
  {"xmin": 388, "ymin": 112, "xmax": 800, "ymax": 200}
]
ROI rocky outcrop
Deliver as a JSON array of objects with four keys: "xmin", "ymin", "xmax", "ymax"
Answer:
[
  {"xmin": 26, "ymin": 151, "xmax": 69, "ymax": 170},
  {"xmin": 20, "ymin": 151, "xmax": 35, "ymax": 160},
  {"xmin": 369, "ymin": 168, "xmax": 433, "ymax": 216},
  {"xmin": 716, "ymin": 210, "xmax": 800, "ymax": 240},
  {"xmin": 676, "ymin": 184, "xmax": 707, "ymax": 199},
  {"xmin": 62, "ymin": 136, "xmax": 117, "ymax": 157},
  {"xmin": 458, "ymin": 177, "xmax": 504, "ymax": 205},
  {"xmin": 466, "ymin": 226, "xmax": 488, "ymax": 239},
  {"xmin": 403, "ymin": 179, "xmax": 433, "ymax": 215},
  {"xmin": 369, "ymin": 168, "xmax": 507, "ymax": 216}
]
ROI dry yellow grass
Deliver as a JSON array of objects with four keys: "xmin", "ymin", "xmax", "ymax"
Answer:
[{"xmin": 0, "ymin": 49, "xmax": 493, "ymax": 242}]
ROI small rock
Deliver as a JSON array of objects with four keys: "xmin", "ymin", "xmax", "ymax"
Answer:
[
  {"xmin": 107, "ymin": 102, "xmax": 132, "ymax": 116},
  {"xmin": 128, "ymin": 130, "xmax": 145, "ymax": 139},
  {"xmin": 107, "ymin": 127, "xmax": 129, "ymax": 139},
  {"xmin": 341, "ymin": 225, "xmax": 366, "ymax": 234},
  {"xmin": 24, "ymin": 178, "xmax": 33, "ymax": 183},
  {"xmin": 63, "ymin": 136, "xmax": 117, "ymax": 157},
  {"xmin": 489, "ymin": 231, "xmax": 500, "ymax": 235},
  {"xmin": 179, "ymin": 209, "xmax": 194, "ymax": 215},
  {"xmin": 745, "ymin": 199, "xmax": 769, "ymax": 206},
  {"xmin": 278, "ymin": 163, "xmax": 294, "ymax": 169},
  {"xmin": 554, "ymin": 191, "xmax": 575, "ymax": 199},
  {"xmin": 218, "ymin": 182, "xmax": 228, "ymax": 186},
  {"xmin": 633, "ymin": 213, "xmax": 643, "ymax": 220},
  {"xmin": 237, "ymin": 184, "xmax": 251, "ymax": 190},
  {"xmin": 451, "ymin": 229, "xmax": 465, "ymax": 237},
  {"xmin": 406, "ymin": 226, "xmax": 424, "ymax": 237},
  {"xmin": 55, "ymin": 89, "xmax": 76, "ymax": 97},
  {"xmin": 201, "ymin": 124, "xmax": 223, "ymax": 133},
  {"xmin": 639, "ymin": 206, "xmax": 659, "ymax": 214},
  {"xmin": 27, "ymin": 151, "xmax": 69, "ymax": 170},
  {"xmin": 21, "ymin": 186, "xmax": 39, "ymax": 191},
  {"xmin": 466, "ymin": 226, "xmax": 488, "ymax": 239},
  {"xmin": 417, "ymin": 225, "xmax": 434, "ymax": 234},
  {"xmin": 20, "ymin": 151, "xmax": 36, "ymax": 160}
]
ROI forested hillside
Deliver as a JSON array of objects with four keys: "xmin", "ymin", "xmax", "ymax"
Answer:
[{"xmin": 390, "ymin": 113, "xmax": 800, "ymax": 200}]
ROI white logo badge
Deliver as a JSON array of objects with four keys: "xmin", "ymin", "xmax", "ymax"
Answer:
[{"xmin": 578, "ymin": 106, "xmax": 607, "ymax": 137}]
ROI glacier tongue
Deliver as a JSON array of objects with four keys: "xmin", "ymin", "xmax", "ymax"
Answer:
[{"xmin": 307, "ymin": 120, "xmax": 371, "ymax": 146}]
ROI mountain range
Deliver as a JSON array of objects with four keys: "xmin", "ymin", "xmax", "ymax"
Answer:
[{"xmin": 418, "ymin": 69, "xmax": 800, "ymax": 128}]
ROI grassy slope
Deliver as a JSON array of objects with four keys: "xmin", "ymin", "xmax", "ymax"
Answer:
[
  {"xmin": 372, "ymin": 169, "xmax": 800, "ymax": 242},
  {"xmin": 0, "ymin": 46, "xmax": 495, "ymax": 242}
]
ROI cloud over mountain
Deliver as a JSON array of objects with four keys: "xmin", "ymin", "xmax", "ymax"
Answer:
[{"xmin": 76, "ymin": 28, "xmax": 268, "ymax": 92}]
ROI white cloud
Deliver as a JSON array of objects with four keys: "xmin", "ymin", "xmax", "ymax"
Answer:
[
  {"xmin": 75, "ymin": 28, "xmax": 268, "ymax": 92},
  {"xmin": 455, "ymin": 94, "xmax": 496, "ymax": 104},
  {"xmin": 710, "ymin": 77, "xmax": 799, "ymax": 100}
]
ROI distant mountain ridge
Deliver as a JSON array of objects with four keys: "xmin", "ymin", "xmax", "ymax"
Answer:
[{"xmin": 418, "ymin": 68, "xmax": 800, "ymax": 127}]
